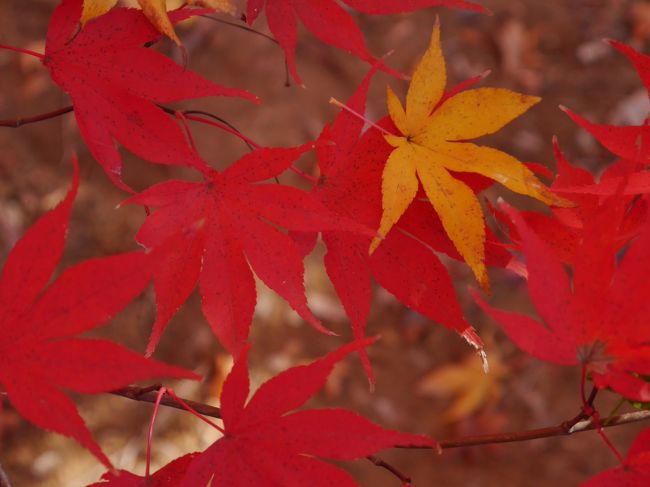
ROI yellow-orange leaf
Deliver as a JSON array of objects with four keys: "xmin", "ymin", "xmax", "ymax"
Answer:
[
  {"xmin": 82, "ymin": 0, "xmax": 236, "ymax": 44},
  {"xmin": 141, "ymin": 0, "xmax": 236, "ymax": 45},
  {"xmin": 369, "ymin": 141, "xmax": 419, "ymax": 254},
  {"xmin": 416, "ymin": 152, "xmax": 488, "ymax": 289},
  {"xmin": 138, "ymin": 0, "xmax": 182, "ymax": 45},
  {"xmin": 404, "ymin": 22, "xmax": 445, "ymax": 132},
  {"xmin": 81, "ymin": 0, "xmax": 118, "ymax": 25},
  {"xmin": 372, "ymin": 22, "xmax": 569, "ymax": 288}
]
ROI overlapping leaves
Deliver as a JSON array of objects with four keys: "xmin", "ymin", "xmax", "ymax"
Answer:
[
  {"xmin": 178, "ymin": 339, "xmax": 435, "ymax": 486},
  {"xmin": 0, "ymin": 162, "xmax": 198, "ymax": 467},
  {"xmin": 44, "ymin": 0, "xmax": 256, "ymax": 190},
  {"xmin": 81, "ymin": 1, "xmax": 235, "ymax": 45},
  {"xmin": 372, "ymin": 23, "xmax": 567, "ymax": 289},
  {"xmin": 475, "ymin": 198, "xmax": 650, "ymax": 402},
  {"xmin": 245, "ymin": 0, "xmax": 487, "ymax": 84},
  {"xmin": 7, "ymin": 1, "xmax": 650, "ymax": 485},
  {"xmin": 127, "ymin": 144, "xmax": 371, "ymax": 356},
  {"xmin": 300, "ymin": 65, "xmax": 510, "ymax": 380}
]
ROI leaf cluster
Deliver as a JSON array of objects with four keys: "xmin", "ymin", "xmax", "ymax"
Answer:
[{"xmin": 3, "ymin": 0, "xmax": 650, "ymax": 485}]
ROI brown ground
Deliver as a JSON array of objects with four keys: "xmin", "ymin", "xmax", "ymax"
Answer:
[{"xmin": 1, "ymin": 0, "xmax": 649, "ymax": 486}]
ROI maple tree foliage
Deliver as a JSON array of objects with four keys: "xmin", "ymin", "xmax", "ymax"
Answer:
[
  {"xmin": 372, "ymin": 22, "xmax": 569, "ymax": 290},
  {"xmin": 177, "ymin": 339, "xmax": 434, "ymax": 486},
  {"xmin": 4, "ymin": 0, "xmax": 650, "ymax": 485},
  {"xmin": 245, "ymin": 0, "xmax": 488, "ymax": 84},
  {"xmin": 301, "ymin": 64, "xmax": 511, "ymax": 379},
  {"xmin": 126, "ymin": 143, "xmax": 373, "ymax": 357},
  {"xmin": 487, "ymin": 140, "xmax": 647, "ymax": 275},
  {"xmin": 43, "ymin": 0, "xmax": 256, "ymax": 190},
  {"xmin": 475, "ymin": 195, "xmax": 650, "ymax": 401},
  {"xmin": 80, "ymin": 0, "xmax": 236, "ymax": 45},
  {"xmin": 89, "ymin": 453, "xmax": 198, "ymax": 486},
  {"xmin": 560, "ymin": 40, "xmax": 650, "ymax": 165},
  {"xmin": 472, "ymin": 36, "xmax": 650, "ymax": 407},
  {"xmin": 0, "ymin": 160, "xmax": 199, "ymax": 468}
]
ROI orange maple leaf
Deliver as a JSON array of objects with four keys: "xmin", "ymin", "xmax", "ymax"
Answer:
[{"xmin": 371, "ymin": 22, "xmax": 568, "ymax": 289}]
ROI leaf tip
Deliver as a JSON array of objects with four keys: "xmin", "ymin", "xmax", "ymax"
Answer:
[
  {"xmin": 478, "ymin": 349, "xmax": 489, "ymax": 374},
  {"xmin": 460, "ymin": 325, "xmax": 489, "ymax": 374},
  {"xmin": 460, "ymin": 326, "xmax": 483, "ymax": 350},
  {"xmin": 477, "ymin": 268, "xmax": 490, "ymax": 293},
  {"xmin": 368, "ymin": 237, "xmax": 382, "ymax": 255}
]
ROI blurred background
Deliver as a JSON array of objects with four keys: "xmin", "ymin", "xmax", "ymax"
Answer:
[{"xmin": 1, "ymin": 0, "xmax": 649, "ymax": 485}]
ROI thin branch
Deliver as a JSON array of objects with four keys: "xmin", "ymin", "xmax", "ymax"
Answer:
[
  {"xmin": 435, "ymin": 410, "xmax": 650, "ymax": 450},
  {"xmin": 0, "ymin": 461, "xmax": 11, "ymax": 487},
  {"xmin": 571, "ymin": 410, "xmax": 650, "ymax": 432},
  {"xmin": 0, "ymin": 104, "xmax": 314, "ymax": 184},
  {"xmin": 182, "ymin": 111, "xmax": 318, "ymax": 184},
  {"xmin": 110, "ymin": 385, "xmax": 221, "ymax": 419},
  {"xmin": 111, "ymin": 385, "xmax": 650, "ymax": 453},
  {"xmin": 182, "ymin": 110, "xmax": 256, "ymax": 151},
  {"xmin": 199, "ymin": 15, "xmax": 278, "ymax": 45},
  {"xmin": 0, "ymin": 106, "xmax": 73, "ymax": 128},
  {"xmin": 198, "ymin": 15, "xmax": 291, "ymax": 86},
  {"xmin": 366, "ymin": 454, "xmax": 412, "ymax": 485}
]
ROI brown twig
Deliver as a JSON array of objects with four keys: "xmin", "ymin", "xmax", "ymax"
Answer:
[
  {"xmin": 110, "ymin": 385, "xmax": 221, "ymax": 419},
  {"xmin": 0, "ymin": 104, "xmax": 306, "ymax": 185},
  {"xmin": 110, "ymin": 385, "xmax": 650, "ymax": 453},
  {"xmin": 199, "ymin": 15, "xmax": 278, "ymax": 45},
  {"xmin": 0, "ymin": 106, "xmax": 73, "ymax": 128},
  {"xmin": 433, "ymin": 410, "xmax": 650, "ymax": 450},
  {"xmin": 182, "ymin": 109, "xmax": 256, "ymax": 151},
  {"xmin": 366, "ymin": 454, "xmax": 412, "ymax": 485},
  {"xmin": 112, "ymin": 386, "xmax": 414, "ymax": 482}
]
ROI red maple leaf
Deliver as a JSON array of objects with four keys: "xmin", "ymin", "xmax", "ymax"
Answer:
[
  {"xmin": 561, "ymin": 40, "xmax": 650, "ymax": 163},
  {"xmin": 88, "ymin": 453, "xmax": 198, "ymax": 486},
  {"xmin": 42, "ymin": 0, "xmax": 257, "ymax": 190},
  {"xmin": 493, "ymin": 140, "xmax": 646, "ymax": 267},
  {"xmin": 245, "ymin": 0, "xmax": 487, "ymax": 84},
  {"xmin": 178, "ymin": 338, "xmax": 434, "ymax": 486},
  {"xmin": 297, "ymin": 68, "xmax": 509, "ymax": 379},
  {"xmin": 474, "ymin": 198, "xmax": 650, "ymax": 402},
  {"xmin": 0, "ymin": 161, "xmax": 199, "ymax": 468},
  {"xmin": 583, "ymin": 426, "xmax": 650, "ymax": 486},
  {"xmin": 126, "ymin": 143, "xmax": 371, "ymax": 356}
]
